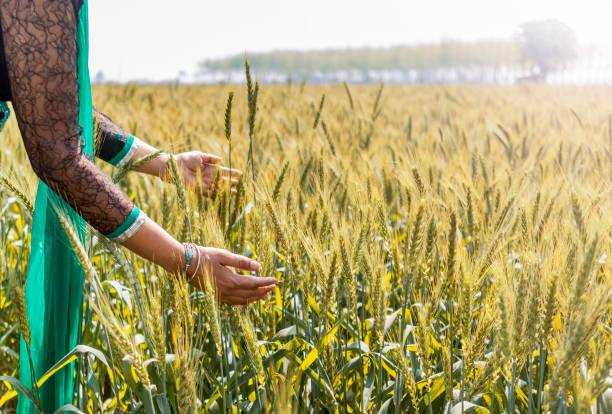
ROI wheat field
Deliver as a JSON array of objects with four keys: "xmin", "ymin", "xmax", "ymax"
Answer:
[{"xmin": 0, "ymin": 77, "xmax": 611, "ymax": 413}]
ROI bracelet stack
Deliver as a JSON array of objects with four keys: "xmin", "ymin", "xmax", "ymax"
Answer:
[{"xmin": 182, "ymin": 242, "xmax": 201, "ymax": 281}]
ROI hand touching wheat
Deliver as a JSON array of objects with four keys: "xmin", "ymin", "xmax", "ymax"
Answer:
[
  {"xmin": 186, "ymin": 247, "xmax": 277, "ymax": 305},
  {"xmin": 173, "ymin": 151, "xmax": 241, "ymax": 196}
]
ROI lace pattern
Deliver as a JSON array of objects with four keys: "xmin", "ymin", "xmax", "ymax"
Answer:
[
  {"xmin": 0, "ymin": 0, "xmax": 136, "ymax": 236},
  {"xmin": 93, "ymin": 108, "xmax": 138, "ymax": 166}
]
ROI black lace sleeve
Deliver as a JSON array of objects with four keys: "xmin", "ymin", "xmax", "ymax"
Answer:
[
  {"xmin": 0, "ymin": 0, "xmax": 138, "ymax": 237},
  {"xmin": 93, "ymin": 108, "xmax": 139, "ymax": 167}
]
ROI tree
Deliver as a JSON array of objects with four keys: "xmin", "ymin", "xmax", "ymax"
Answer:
[
  {"xmin": 93, "ymin": 71, "xmax": 106, "ymax": 84},
  {"xmin": 517, "ymin": 20, "xmax": 577, "ymax": 79}
]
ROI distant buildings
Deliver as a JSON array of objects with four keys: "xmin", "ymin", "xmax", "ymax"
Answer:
[{"xmin": 190, "ymin": 58, "xmax": 612, "ymax": 85}]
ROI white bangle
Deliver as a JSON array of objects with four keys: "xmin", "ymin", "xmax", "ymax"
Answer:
[
  {"xmin": 114, "ymin": 135, "xmax": 140, "ymax": 169},
  {"xmin": 188, "ymin": 247, "xmax": 201, "ymax": 282}
]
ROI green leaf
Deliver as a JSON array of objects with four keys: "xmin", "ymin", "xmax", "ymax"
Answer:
[
  {"xmin": 450, "ymin": 401, "xmax": 487, "ymax": 413},
  {"xmin": 294, "ymin": 319, "xmax": 341, "ymax": 378},
  {"xmin": 379, "ymin": 397, "xmax": 393, "ymax": 414},
  {"xmin": 0, "ymin": 375, "xmax": 37, "ymax": 409},
  {"xmin": 335, "ymin": 355, "xmax": 365, "ymax": 383},
  {"xmin": 271, "ymin": 324, "xmax": 299, "ymax": 340},
  {"xmin": 154, "ymin": 394, "xmax": 172, "ymax": 414},
  {"xmin": 345, "ymin": 341, "xmax": 371, "ymax": 354},
  {"xmin": 383, "ymin": 308, "xmax": 402, "ymax": 336},
  {"xmin": 37, "ymin": 345, "xmax": 110, "ymax": 388},
  {"xmin": 0, "ymin": 345, "xmax": 19, "ymax": 360},
  {"xmin": 362, "ymin": 366, "xmax": 376, "ymax": 412},
  {"xmin": 139, "ymin": 383, "xmax": 156, "ymax": 414}
]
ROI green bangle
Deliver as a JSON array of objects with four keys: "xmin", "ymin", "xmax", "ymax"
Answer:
[
  {"xmin": 104, "ymin": 206, "xmax": 146, "ymax": 243},
  {"xmin": 0, "ymin": 102, "xmax": 10, "ymax": 132},
  {"xmin": 182, "ymin": 242, "xmax": 196, "ymax": 273},
  {"xmin": 108, "ymin": 134, "xmax": 139, "ymax": 168}
]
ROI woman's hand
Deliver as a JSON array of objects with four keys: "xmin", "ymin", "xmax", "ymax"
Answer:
[
  {"xmin": 188, "ymin": 246, "xmax": 277, "ymax": 305},
  {"xmin": 123, "ymin": 219, "xmax": 275, "ymax": 306},
  {"xmin": 174, "ymin": 151, "xmax": 241, "ymax": 196},
  {"xmin": 118, "ymin": 137, "xmax": 241, "ymax": 197}
]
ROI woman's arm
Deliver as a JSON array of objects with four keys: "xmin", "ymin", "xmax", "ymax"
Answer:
[
  {"xmin": 1, "ymin": 0, "xmax": 133, "ymax": 236},
  {"xmin": 93, "ymin": 108, "xmax": 140, "ymax": 168},
  {"xmin": 93, "ymin": 109, "xmax": 168, "ymax": 175},
  {"xmin": 94, "ymin": 109, "xmax": 240, "ymax": 195},
  {"xmin": 0, "ymin": 0, "xmax": 276, "ymax": 303},
  {"xmin": 122, "ymin": 218, "xmax": 276, "ymax": 305}
]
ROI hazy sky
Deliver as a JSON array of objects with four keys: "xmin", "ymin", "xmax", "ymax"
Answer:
[{"xmin": 89, "ymin": 0, "xmax": 612, "ymax": 81}]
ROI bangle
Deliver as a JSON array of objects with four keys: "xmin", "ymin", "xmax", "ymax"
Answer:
[
  {"xmin": 105, "ymin": 206, "xmax": 146, "ymax": 244},
  {"xmin": 188, "ymin": 247, "xmax": 201, "ymax": 282},
  {"xmin": 182, "ymin": 242, "xmax": 196, "ymax": 274}
]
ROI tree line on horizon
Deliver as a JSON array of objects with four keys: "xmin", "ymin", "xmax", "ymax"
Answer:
[
  {"xmin": 201, "ymin": 40, "xmax": 521, "ymax": 72},
  {"xmin": 200, "ymin": 20, "xmax": 578, "ymax": 80}
]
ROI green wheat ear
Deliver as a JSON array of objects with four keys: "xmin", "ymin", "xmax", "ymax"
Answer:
[
  {"xmin": 313, "ymin": 94, "xmax": 325, "ymax": 129},
  {"xmin": 245, "ymin": 59, "xmax": 253, "ymax": 105},
  {"xmin": 224, "ymin": 91, "xmax": 234, "ymax": 141},
  {"xmin": 13, "ymin": 286, "xmax": 30, "ymax": 347},
  {"xmin": 92, "ymin": 112, "xmax": 101, "ymax": 157},
  {"xmin": 320, "ymin": 120, "xmax": 336, "ymax": 156},
  {"xmin": 412, "ymin": 167, "xmax": 425, "ymax": 195},
  {"xmin": 445, "ymin": 211, "xmax": 457, "ymax": 287},
  {"xmin": 250, "ymin": 82, "xmax": 259, "ymax": 134},
  {"xmin": 0, "ymin": 175, "xmax": 34, "ymax": 214},
  {"xmin": 113, "ymin": 150, "xmax": 163, "ymax": 183},
  {"xmin": 245, "ymin": 59, "xmax": 259, "ymax": 179},
  {"xmin": 343, "ymin": 81, "xmax": 354, "ymax": 110},
  {"xmin": 245, "ymin": 59, "xmax": 258, "ymax": 129},
  {"xmin": 272, "ymin": 161, "xmax": 290, "ymax": 202}
]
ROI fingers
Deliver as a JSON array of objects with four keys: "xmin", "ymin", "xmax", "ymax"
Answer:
[
  {"xmin": 197, "ymin": 171, "xmax": 238, "ymax": 197},
  {"xmin": 201, "ymin": 165, "xmax": 240, "ymax": 179},
  {"xmin": 223, "ymin": 292, "xmax": 271, "ymax": 305},
  {"xmin": 218, "ymin": 166, "xmax": 242, "ymax": 178},
  {"xmin": 220, "ymin": 250, "xmax": 262, "ymax": 271},
  {"xmin": 232, "ymin": 274, "xmax": 279, "ymax": 291},
  {"xmin": 215, "ymin": 251, "xmax": 278, "ymax": 288},
  {"xmin": 191, "ymin": 247, "xmax": 278, "ymax": 304},
  {"xmin": 222, "ymin": 177, "xmax": 239, "ymax": 186},
  {"xmin": 230, "ymin": 285, "xmax": 276, "ymax": 298},
  {"xmin": 213, "ymin": 268, "xmax": 276, "ymax": 304},
  {"xmin": 201, "ymin": 166, "xmax": 239, "ymax": 185},
  {"xmin": 197, "ymin": 184, "xmax": 236, "ymax": 198},
  {"xmin": 201, "ymin": 153, "xmax": 222, "ymax": 164},
  {"xmin": 192, "ymin": 275, "xmax": 272, "ymax": 305},
  {"xmin": 203, "ymin": 175, "xmax": 237, "ymax": 187}
]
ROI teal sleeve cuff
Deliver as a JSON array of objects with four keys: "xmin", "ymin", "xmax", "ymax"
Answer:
[
  {"xmin": 108, "ymin": 134, "xmax": 138, "ymax": 168},
  {"xmin": 104, "ymin": 205, "xmax": 146, "ymax": 243},
  {"xmin": 0, "ymin": 102, "xmax": 10, "ymax": 132}
]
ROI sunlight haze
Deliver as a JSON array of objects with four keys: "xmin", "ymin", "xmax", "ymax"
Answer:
[{"xmin": 89, "ymin": 0, "xmax": 612, "ymax": 81}]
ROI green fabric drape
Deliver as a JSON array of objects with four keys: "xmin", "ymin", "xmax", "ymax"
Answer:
[
  {"xmin": 0, "ymin": 102, "xmax": 9, "ymax": 131},
  {"xmin": 17, "ymin": 1, "xmax": 93, "ymax": 412}
]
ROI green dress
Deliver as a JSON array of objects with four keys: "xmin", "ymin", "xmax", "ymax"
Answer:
[
  {"xmin": 0, "ymin": 1, "xmax": 146, "ymax": 410},
  {"xmin": 16, "ymin": 2, "xmax": 93, "ymax": 412}
]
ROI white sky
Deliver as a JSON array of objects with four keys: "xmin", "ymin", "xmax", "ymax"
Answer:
[{"xmin": 89, "ymin": 0, "xmax": 612, "ymax": 81}]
